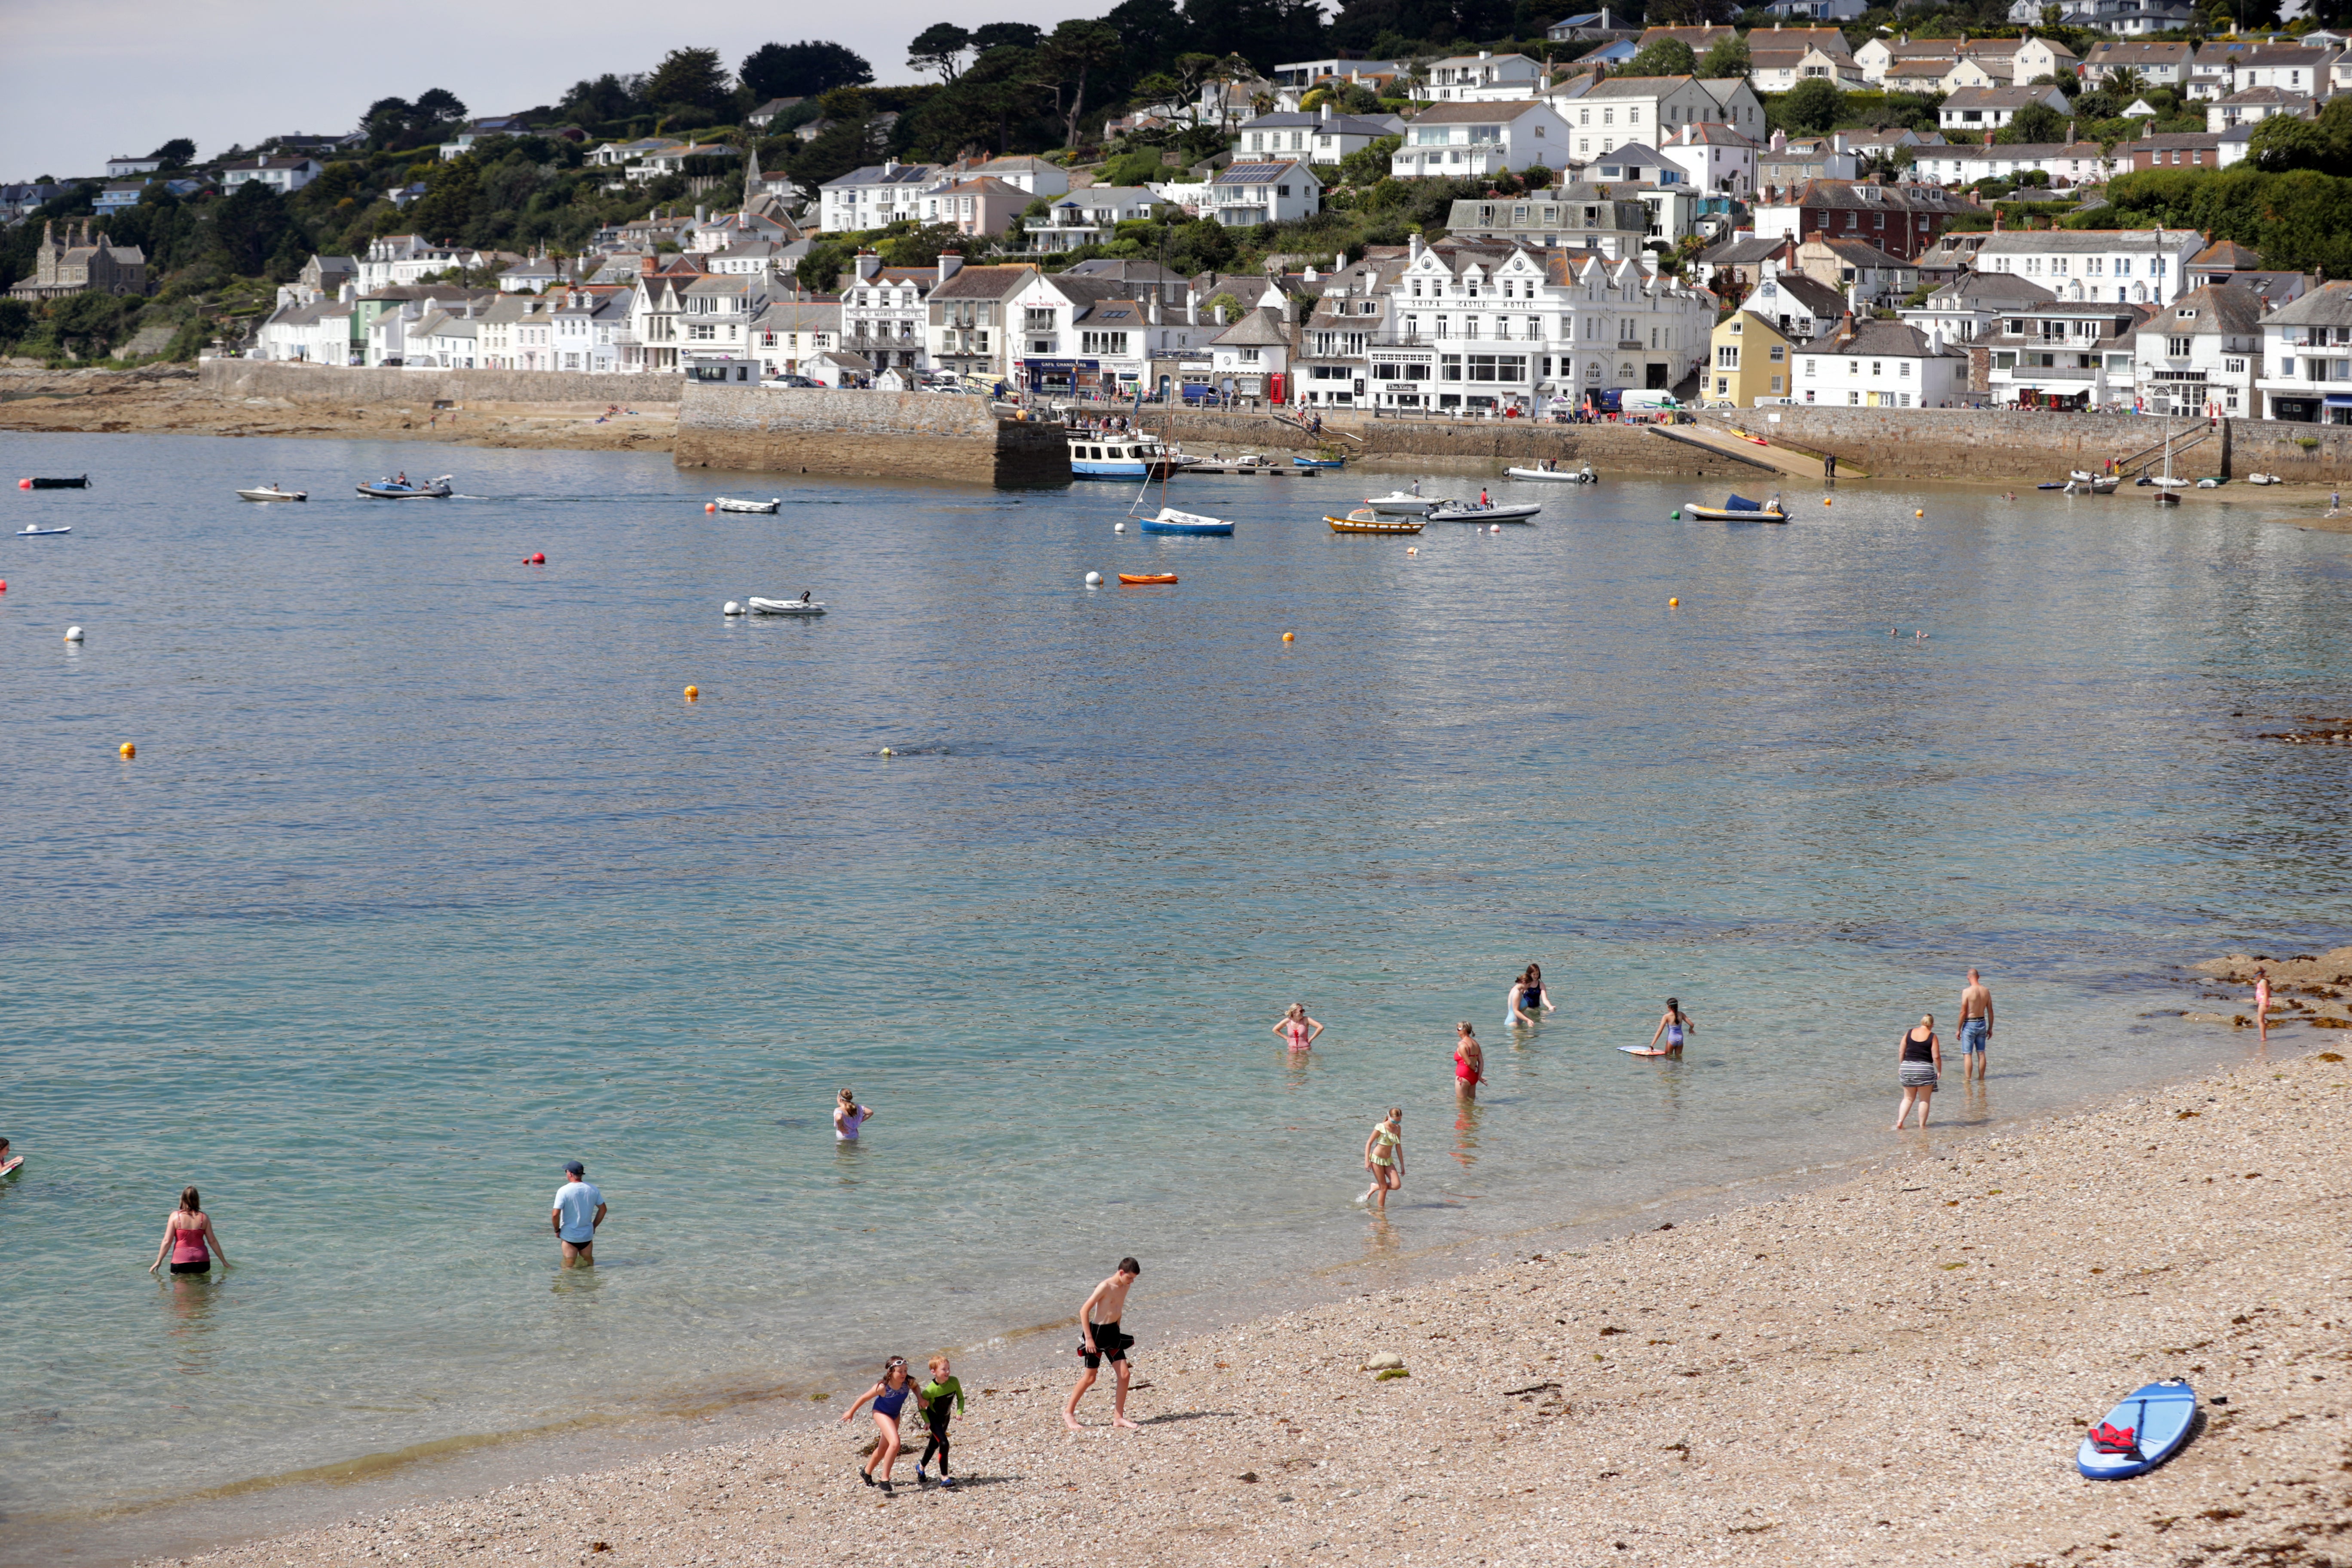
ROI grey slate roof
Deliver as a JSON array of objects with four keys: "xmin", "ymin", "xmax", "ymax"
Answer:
[
  {"xmin": 1211, "ymin": 306, "xmax": 1295, "ymax": 347},
  {"xmin": 1803, "ymin": 319, "xmax": 1956, "ymax": 357},
  {"xmin": 2266, "ymin": 280, "xmax": 2352, "ymax": 328},
  {"xmin": 1239, "ymin": 112, "xmax": 1399, "ymax": 135}
]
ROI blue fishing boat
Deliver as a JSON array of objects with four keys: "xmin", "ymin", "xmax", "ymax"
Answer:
[
  {"xmin": 1139, "ymin": 506, "xmax": 1234, "ymax": 536},
  {"xmin": 1292, "ymin": 453, "xmax": 1345, "ymax": 469}
]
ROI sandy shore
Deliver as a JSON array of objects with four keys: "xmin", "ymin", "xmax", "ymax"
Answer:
[
  {"xmin": 138, "ymin": 962, "xmax": 2352, "ymax": 1568},
  {"xmin": 0, "ymin": 368, "xmax": 675, "ymax": 454}
]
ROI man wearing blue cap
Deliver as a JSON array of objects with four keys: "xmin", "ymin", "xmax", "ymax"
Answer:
[{"xmin": 552, "ymin": 1160, "xmax": 606, "ymax": 1268}]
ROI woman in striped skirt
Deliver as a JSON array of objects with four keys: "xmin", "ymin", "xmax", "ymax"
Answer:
[{"xmin": 1892, "ymin": 1014, "xmax": 1941, "ymax": 1131}]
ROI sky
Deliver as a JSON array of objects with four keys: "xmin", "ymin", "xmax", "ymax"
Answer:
[{"xmin": 0, "ymin": 0, "xmax": 1112, "ymax": 183}]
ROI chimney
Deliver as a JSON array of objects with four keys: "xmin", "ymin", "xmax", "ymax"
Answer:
[
  {"xmin": 1479, "ymin": 48, "xmax": 1491, "ymax": 58},
  {"xmin": 640, "ymin": 253, "xmax": 657, "ymax": 275},
  {"xmin": 937, "ymin": 250, "xmax": 963, "ymax": 284},
  {"xmin": 1186, "ymin": 287, "xmax": 1199, "ymax": 325},
  {"xmin": 1409, "ymin": 231, "xmax": 1425, "ymax": 263},
  {"xmin": 1335, "ymin": 250, "xmax": 1346, "ymax": 270},
  {"xmin": 1148, "ymin": 288, "xmax": 1161, "ymax": 325},
  {"xmin": 855, "ymin": 249, "xmax": 882, "ymax": 282},
  {"xmin": 1992, "ymin": 206, "xmax": 2003, "ymax": 231},
  {"xmin": 1320, "ymin": 101, "xmax": 1332, "ymax": 121},
  {"xmin": 2066, "ymin": 119, "xmax": 2076, "ymax": 144},
  {"xmin": 1771, "ymin": 126, "xmax": 1787, "ymax": 153},
  {"xmin": 695, "ymin": 204, "xmax": 706, "ymax": 224},
  {"xmin": 1837, "ymin": 309, "xmax": 1856, "ymax": 345}
]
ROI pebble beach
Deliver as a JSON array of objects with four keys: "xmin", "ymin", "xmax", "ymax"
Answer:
[{"xmin": 153, "ymin": 1010, "xmax": 2352, "ymax": 1568}]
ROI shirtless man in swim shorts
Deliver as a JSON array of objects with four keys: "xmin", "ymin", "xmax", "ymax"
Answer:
[
  {"xmin": 1957, "ymin": 969, "xmax": 1994, "ymax": 1082},
  {"xmin": 1063, "ymin": 1258, "xmax": 1142, "ymax": 1432}
]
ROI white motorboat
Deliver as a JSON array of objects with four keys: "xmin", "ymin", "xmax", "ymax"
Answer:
[
  {"xmin": 2246, "ymin": 472, "xmax": 2280, "ymax": 485},
  {"xmin": 236, "ymin": 486, "xmax": 307, "ymax": 502},
  {"xmin": 1428, "ymin": 501, "xmax": 1542, "ymax": 523},
  {"xmin": 357, "ymin": 475, "xmax": 454, "ymax": 499},
  {"xmin": 713, "ymin": 496, "xmax": 780, "ymax": 514},
  {"xmin": 17, "ymin": 525, "xmax": 70, "ymax": 536},
  {"xmin": 1505, "ymin": 463, "xmax": 1596, "ymax": 483},
  {"xmin": 747, "ymin": 594, "xmax": 826, "ymax": 615},
  {"xmin": 1364, "ymin": 491, "xmax": 1443, "ymax": 515},
  {"xmin": 2069, "ymin": 470, "xmax": 2098, "ymax": 484}
]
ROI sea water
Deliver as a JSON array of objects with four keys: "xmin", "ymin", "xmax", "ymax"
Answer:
[{"xmin": 2, "ymin": 432, "xmax": 2347, "ymax": 1547}]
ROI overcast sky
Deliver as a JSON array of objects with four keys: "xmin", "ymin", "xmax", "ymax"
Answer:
[{"xmin": 1, "ymin": 0, "xmax": 1112, "ymax": 182}]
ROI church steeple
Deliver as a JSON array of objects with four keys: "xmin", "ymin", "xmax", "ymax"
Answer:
[{"xmin": 743, "ymin": 143, "xmax": 760, "ymax": 213}]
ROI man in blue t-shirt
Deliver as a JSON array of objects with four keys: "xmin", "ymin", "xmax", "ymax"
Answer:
[{"xmin": 551, "ymin": 1160, "xmax": 606, "ymax": 1268}]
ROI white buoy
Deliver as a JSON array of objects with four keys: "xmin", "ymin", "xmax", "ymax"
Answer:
[
  {"xmin": 1084, "ymin": 571, "xmax": 1102, "ymax": 587},
  {"xmin": 1490, "ymin": 524, "xmax": 1501, "ymax": 534},
  {"xmin": 723, "ymin": 601, "xmax": 743, "ymax": 616},
  {"xmin": 1114, "ymin": 521, "xmax": 1125, "ymax": 533},
  {"xmin": 63, "ymin": 625, "xmax": 83, "ymax": 643}
]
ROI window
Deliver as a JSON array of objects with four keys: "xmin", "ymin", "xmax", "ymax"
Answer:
[
  {"xmin": 1770, "ymin": 375, "xmax": 1783, "ymax": 392},
  {"xmin": 2168, "ymin": 336, "xmax": 2191, "ymax": 357},
  {"xmin": 1769, "ymin": 346, "xmax": 1785, "ymax": 362},
  {"xmin": 1717, "ymin": 345, "xmax": 1739, "ymax": 368},
  {"xmin": 1804, "ymin": 356, "xmax": 1817, "ymax": 376},
  {"xmin": 1441, "ymin": 355, "xmax": 1462, "ymax": 380}
]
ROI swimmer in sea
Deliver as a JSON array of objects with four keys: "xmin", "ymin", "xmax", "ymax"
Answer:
[
  {"xmin": 1507, "ymin": 964, "xmax": 1555, "ymax": 1026},
  {"xmin": 834, "ymin": 1088, "xmax": 873, "ymax": 1142},
  {"xmin": 1453, "ymin": 1022, "xmax": 1486, "ymax": 1099},
  {"xmin": 1648, "ymin": 997, "xmax": 1694, "ymax": 1057},
  {"xmin": 1272, "ymin": 1002, "xmax": 1324, "ymax": 1050},
  {"xmin": 1360, "ymin": 1107, "xmax": 1403, "ymax": 1208}
]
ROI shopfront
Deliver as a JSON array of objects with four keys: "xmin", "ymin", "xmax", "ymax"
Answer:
[{"xmin": 1021, "ymin": 357, "xmax": 1102, "ymax": 397}]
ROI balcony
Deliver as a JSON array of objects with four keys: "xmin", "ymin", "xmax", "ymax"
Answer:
[{"xmin": 1995, "ymin": 363, "xmax": 2101, "ymax": 382}]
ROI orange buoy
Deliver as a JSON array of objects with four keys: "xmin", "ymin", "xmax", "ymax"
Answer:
[
  {"xmin": 705, "ymin": 502, "xmax": 717, "ymax": 514},
  {"xmin": 16, "ymin": 478, "xmax": 28, "ymax": 490},
  {"xmin": 1282, "ymin": 631, "xmax": 1295, "ymax": 642},
  {"xmin": 1914, "ymin": 509, "xmax": 1924, "ymax": 518},
  {"xmin": 684, "ymin": 685, "xmax": 699, "ymax": 701},
  {"xmin": 119, "ymin": 742, "xmax": 135, "ymax": 759},
  {"xmin": 1823, "ymin": 497, "xmax": 1833, "ymax": 506},
  {"xmin": 1669, "ymin": 597, "xmax": 1679, "ymax": 607}
]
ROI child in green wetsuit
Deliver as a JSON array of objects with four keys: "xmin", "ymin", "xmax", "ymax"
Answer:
[{"xmin": 917, "ymin": 1356, "xmax": 965, "ymax": 1486}]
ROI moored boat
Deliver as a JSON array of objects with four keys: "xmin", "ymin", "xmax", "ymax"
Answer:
[
  {"xmin": 356, "ymin": 475, "xmax": 454, "ymax": 499},
  {"xmin": 747, "ymin": 593, "xmax": 826, "ymax": 615},
  {"xmin": 1068, "ymin": 431, "xmax": 1189, "ymax": 479},
  {"xmin": 18, "ymin": 525, "xmax": 71, "ymax": 536},
  {"xmin": 236, "ymin": 486, "xmax": 307, "ymax": 502},
  {"xmin": 1363, "ymin": 491, "xmax": 1442, "ymax": 515},
  {"xmin": 712, "ymin": 496, "xmax": 780, "ymax": 513},
  {"xmin": 2246, "ymin": 472, "xmax": 2280, "ymax": 485},
  {"xmin": 1685, "ymin": 493, "xmax": 1787, "ymax": 523},
  {"xmin": 1292, "ymin": 453, "xmax": 1346, "ymax": 469},
  {"xmin": 1117, "ymin": 573, "xmax": 1179, "ymax": 584},
  {"xmin": 1327, "ymin": 508, "xmax": 1424, "ymax": 535},
  {"xmin": 22, "ymin": 475, "xmax": 89, "ymax": 490},
  {"xmin": 1428, "ymin": 501, "xmax": 1540, "ymax": 523},
  {"xmin": 1139, "ymin": 505, "xmax": 1233, "ymax": 536},
  {"xmin": 1505, "ymin": 463, "xmax": 1596, "ymax": 483}
]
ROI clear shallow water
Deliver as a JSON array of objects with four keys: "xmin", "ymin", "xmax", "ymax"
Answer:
[{"xmin": 2, "ymin": 432, "xmax": 2348, "ymax": 1538}]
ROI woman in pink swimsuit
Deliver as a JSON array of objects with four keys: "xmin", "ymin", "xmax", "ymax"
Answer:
[
  {"xmin": 1270, "ymin": 1002, "xmax": 1323, "ymax": 1050},
  {"xmin": 1453, "ymin": 1022, "xmax": 1486, "ymax": 1099},
  {"xmin": 149, "ymin": 1186, "xmax": 229, "ymax": 1277}
]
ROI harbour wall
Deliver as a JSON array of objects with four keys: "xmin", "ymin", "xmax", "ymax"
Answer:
[
  {"xmin": 1160, "ymin": 413, "xmax": 1762, "ymax": 477},
  {"xmin": 1689, "ymin": 407, "xmax": 2352, "ymax": 485},
  {"xmin": 198, "ymin": 359, "xmax": 686, "ymax": 406},
  {"xmin": 672, "ymin": 385, "xmax": 1068, "ymax": 488}
]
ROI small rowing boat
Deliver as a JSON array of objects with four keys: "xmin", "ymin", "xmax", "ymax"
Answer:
[
  {"xmin": 712, "ymin": 496, "xmax": 780, "ymax": 514},
  {"xmin": 1118, "ymin": 573, "xmax": 1179, "ymax": 585},
  {"xmin": 1685, "ymin": 493, "xmax": 1787, "ymax": 523},
  {"xmin": 357, "ymin": 475, "xmax": 453, "ymax": 499},
  {"xmin": 236, "ymin": 486, "xmax": 307, "ymax": 502},
  {"xmin": 1326, "ymin": 508, "xmax": 1424, "ymax": 535},
  {"xmin": 1429, "ymin": 501, "xmax": 1540, "ymax": 523},
  {"xmin": 747, "ymin": 594, "xmax": 826, "ymax": 615},
  {"xmin": 1139, "ymin": 505, "xmax": 1233, "ymax": 536},
  {"xmin": 1505, "ymin": 463, "xmax": 1596, "ymax": 483},
  {"xmin": 17, "ymin": 525, "xmax": 71, "ymax": 536},
  {"xmin": 23, "ymin": 475, "xmax": 89, "ymax": 490},
  {"xmin": 1292, "ymin": 454, "xmax": 1345, "ymax": 469}
]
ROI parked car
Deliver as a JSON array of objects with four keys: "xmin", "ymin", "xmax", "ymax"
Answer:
[{"xmin": 773, "ymin": 374, "xmax": 821, "ymax": 388}]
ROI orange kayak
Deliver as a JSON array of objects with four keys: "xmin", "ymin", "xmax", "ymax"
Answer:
[{"xmin": 1118, "ymin": 573, "xmax": 1178, "ymax": 585}]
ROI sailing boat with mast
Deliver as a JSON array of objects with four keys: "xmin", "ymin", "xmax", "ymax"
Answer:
[
  {"xmin": 2153, "ymin": 415, "xmax": 2184, "ymax": 507},
  {"xmin": 1131, "ymin": 375, "xmax": 1234, "ymax": 535}
]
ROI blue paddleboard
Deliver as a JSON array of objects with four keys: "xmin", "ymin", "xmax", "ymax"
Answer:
[{"xmin": 2077, "ymin": 1380, "xmax": 2196, "ymax": 1479}]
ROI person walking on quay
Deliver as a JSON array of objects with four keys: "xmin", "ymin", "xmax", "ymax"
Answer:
[
  {"xmin": 916, "ymin": 1355, "xmax": 964, "ymax": 1487},
  {"xmin": 149, "ymin": 1186, "xmax": 229, "ymax": 1276},
  {"xmin": 1453, "ymin": 1022, "xmax": 1486, "ymax": 1099},
  {"xmin": 1508, "ymin": 965, "xmax": 1554, "ymax": 1026},
  {"xmin": 1892, "ymin": 1015, "xmax": 1942, "ymax": 1131},
  {"xmin": 834, "ymin": 1088, "xmax": 873, "ymax": 1142},
  {"xmin": 1957, "ymin": 969, "xmax": 1994, "ymax": 1081},
  {"xmin": 841, "ymin": 1357, "xmax": 919, "ymax": 1492},
  {"xmin": 552, "ymin": 1160, "xmax": 605, "ymax": 1268},
  {"xmin": 1360, "ymin": 1107, "xmax": 1403, "ymax": 1209},
  {"xmin": 1063, "ymin": 1258, "xmax": 1143, "ymax": 1431},
  {"xmin": 1648, "ymin": 997, "xmax": 1695, "ymax": 1057},
  {"xmin": 1272, "ymin": 1001, "xmax": 1323, "ymax": 1051},
  {"xmin": 2254, "ymin": 966, "xmax": 2272, "ymax": 1044}
]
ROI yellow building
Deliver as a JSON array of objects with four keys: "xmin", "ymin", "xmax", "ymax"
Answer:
[{"xmin": 1703, "ymin": 310, "xmax": 1799, "ymax": 407}]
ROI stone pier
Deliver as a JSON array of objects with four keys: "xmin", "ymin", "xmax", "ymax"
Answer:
[{"xmin": 673, "ymin": 385, "xmax": 1068, "ymax": 487}]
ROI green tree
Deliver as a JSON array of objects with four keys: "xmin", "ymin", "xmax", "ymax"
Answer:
[
  {"xmin": 1625, "ymin": 38, "xmax": 1698, "ymax": 75},
  {"xmin": 1045, "ymin": 19, "xmax": 1124, "ymax": 151},
  {"xmin": 2248, "ymin": 94, "xmax": 2352, "ymax": 173},
  {"xmin": 756, "ymin": 40, "xmax": 874, "ymax": 98},
  {"xmin": 908, "ymin": 23, "xmax": 975, "ymax": 82},
  {"xmin": 1777, "ymin": 78, "xmax": 1846, "ymax": 134},
  {"xmin": 646, "ymin": 48, "xmax": 729, "ymax": 111},
  {"xmin": 560, "ymin": 74, "xmax": 644, "ymax": 122},
  {"xmin": 972, "ymin": 22, "xmax": 1047, "ymax": 51},
  {"xmin": 1339, "ymin": 133, "xmax": 1403, "ymax": 185},
  {"xmin": 413, "ymin": 88, "xmax": 468, "ymax": 125},
  {"xmin": 1697, "ymin": 34, "xmax": 1751, "ymax": 77},
  {"xmin": 1997, "ymin": 102, "xmax": 2067, "ymax": 144},
  {"xmin": 148, "ymin": 138, "xmax": 196, "ymax": 168}
]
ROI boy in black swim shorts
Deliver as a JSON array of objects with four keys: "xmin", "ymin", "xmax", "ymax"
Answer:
[{"xmin": 1064, "ymin": 1258, "xmax": 1142, "ymax": 1430}]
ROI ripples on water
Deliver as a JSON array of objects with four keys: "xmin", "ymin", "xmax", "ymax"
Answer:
[{"xmin": 1, "ymin": 432, "xmax": 2346, "ymax": 1533}]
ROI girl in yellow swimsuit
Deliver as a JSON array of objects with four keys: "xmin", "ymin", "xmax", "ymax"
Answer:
[{"xmin": 1360, "ymin": 1108, "xmax": 1404, "ymax": 1210}]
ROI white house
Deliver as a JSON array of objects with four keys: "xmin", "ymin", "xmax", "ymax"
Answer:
[
  {"xmin": 2253, "ymin": 279, "xmax": 2352, "ymax": 425},
  {"xmin": 1762, "ymin": 0, "xmax": 1870, "ymax": 20},
  {"xmin": 2206, "ymin": 87, "xmax": 2314, "ymax": 132},
  {"xmin": 2132, "ymin": 282, "xmax": 2266, "ymax": 420},
  {"xmin": 818, "ymin": 161, "xmax": 949, "ymax": 235},
  {"xmin": 1856, "ymin": 35, "xmax": 1956, "ymax": 85},
  {"xmin": 623, "ymin": 142, "xmax": 737, "ymax": 185},
  {"xmin": 550, "ymin": 289, "xmax": 628, "ymax": 374},
  {"xmin": 1751, "ymin": 43, "xmax": 1869, "ymax": 92},
  {"xmin": 1236, "ymin": 106, "xmax": 1402, "ymax": 162},
  {"xmin": 1207, "ymin": 162, "xmax": 1322, "ymax": 227},
  {"xmin": 1795, "ymin": 318, "xmax": 1969, "ymax": 407},
  {"xmin": 1907, "ymin": 140, "xmax": 2125, "ymax": 188},
  {"xmin": 836, "ymin": 251, "xmax": 934, "ymax": 373},
  {"xmin": 1981, "ymin": 300, "xmax": 2147, "ymax": 409},
  {"xmin": 1418, "ymin": 50, "xmax": 1549, "ymax": 101},
  {"xmin": 1205, "ymin": 307, "xmax": 1295, "ymax": 401},
  {"xmin": 1659, "ymin": 120, "xmax": 1758, "ymax": 196},
  {"xmin": 2080, "ymin": 40, "xmax": 2194, "ymax": 89},
  {"xmin": 1392, "ymin": 102, "xmax": 1573, "ymax": 178},
  {"xmin": 966, "ymin": 156, "xmax": 1070, "ymax": 196},
  {"xmin": 1937, "ymin": 84, "xmax": 2071, "ymax": 133},
  {"xmin": 1898, "ymin": 269, "xmax": 2057, "ymax": 351},
  {"xmin": 750, "ymin": 299, "xmax": 843, "ymax": 380},
  {"xmin": 1020, "ymin": 185, "xmax": 1165, "ymax": 250},
  {"xmin": 1970, "ymin": 227, "xmax": 2206, "ymax": 307},
  {"xmin": 219, "ymin": 156, "xmax": 321, "ymax": 194},
  {"xmin": 1549, "ymin": 75, "xmax": 1767, "ymax": 160},
  {"xmin": 589, "ymin": 136, "xmax": 684, "ymax": 168},
  {"xmin": 105, "ymin": 155, "xmax": 163, "ymax": 178},
  {"xmin": 2232, "ymin": 46, "xmax": 2337, "ymax": 95},
  {"xmin": 1005, "ymin": 271, "xmax": 1216, "ymax": 399}
]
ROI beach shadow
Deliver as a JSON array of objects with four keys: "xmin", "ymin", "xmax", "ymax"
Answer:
[
  {"xmin": 912, "ymin": 1473, "xmax": 1025, "ymax": 1489},
  {"xmin": 1135, "ymin": 1409, "xmax": 1237, "ymax": 1425}
]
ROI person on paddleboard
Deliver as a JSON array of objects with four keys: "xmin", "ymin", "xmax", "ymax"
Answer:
[{"xmin": 1648, "ymin": 998, "xmax": 1694, "ymax": 1056}]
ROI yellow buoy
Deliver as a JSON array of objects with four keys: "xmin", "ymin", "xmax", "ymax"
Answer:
[
  {"xmin": 684, "ymin": 685, "xmax": 699, "ymax": 701},
  {"xmin": 1915, "ymin": 508, "xmax": 1924, "ymax": 517},
  {"xmin": 1282, "ymin": 631, "xmax": 1295, "ymax": 642},
  {"xmin": 1668, "ymin": 597, "xmax": 1679, "ymax": 607},
  {"xmin": 119, "ymin": 741, "xmax": 135, "ymax": 759}
]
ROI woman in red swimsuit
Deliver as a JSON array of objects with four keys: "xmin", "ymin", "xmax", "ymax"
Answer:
[
  {"xmin": 149, "ymin": 1186, "xmax": 229, "ymax": 1277},
  {"xmin": 1453, "ymin": 1022, "xmax": 1486, "ymax": 1100}
]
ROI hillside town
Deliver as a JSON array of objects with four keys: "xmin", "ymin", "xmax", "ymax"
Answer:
[{"xmin": 7, "ymin": 14, "xmax": 2352, "ymax": 424}]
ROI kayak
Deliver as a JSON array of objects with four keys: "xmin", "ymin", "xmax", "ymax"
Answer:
[{"xmin": 1118, "ymin": 573, "xmax": 1178, "ymax": 585}]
